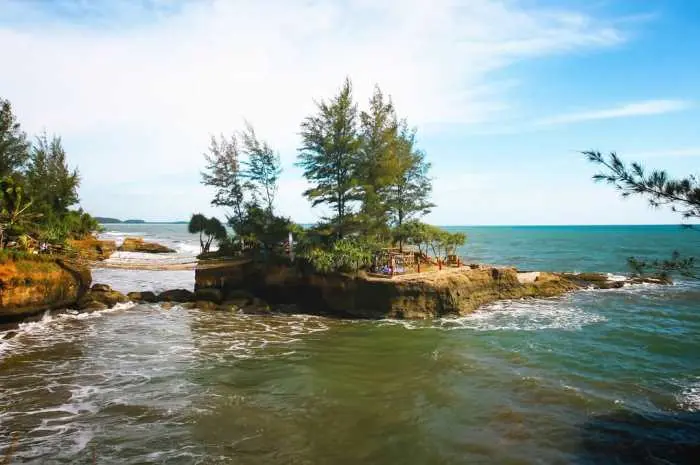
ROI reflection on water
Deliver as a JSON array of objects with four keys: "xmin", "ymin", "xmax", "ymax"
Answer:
[{"xmin": 1, "ymin": 278, "xmax": 699, "ymax": 464}]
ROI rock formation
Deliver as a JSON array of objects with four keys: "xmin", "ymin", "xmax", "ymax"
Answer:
[
  {"xmin": 118, "ymin": 237, "xmax": 175, "ymax": 254},
  {"xmin": 195, "ymin": 260, "xmax": 665, "ymax": 320},
  {"xmin": 0, "ymin": 258, "xmax": 91, "ymax": 324}
]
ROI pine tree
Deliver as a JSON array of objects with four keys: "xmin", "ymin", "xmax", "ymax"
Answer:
[
  {"xmin": 201, "ymin": 134, "xmax": 246, "ymax": 225},
  {"xmin": 240, "ymin": 123, "xmax": 281, "ymax": 214},
  {"xmin": 358, "ymin": 85, "xmax": 398, "ymax": 239},
  {"xmin": 297, "ymin": 78, "xmax": 362, "ymax": 240},
  {"xmin": 26, "ymin": 133, "xmax": 80, "ymax": 219},
  {"xmin": 0, "ymin": 98, "xmax": 30, "ymax": 179},
  {"xmin": 385, "ymin": 122, "xmax": 434, "ymax": 229}
]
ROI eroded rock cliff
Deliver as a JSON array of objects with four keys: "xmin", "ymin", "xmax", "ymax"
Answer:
[
  {"xmin": 0, "ymin": 258, "xmax": 91, "ymax": 324},
  {"xmin": 195, "ymin": 261, "xmax": 583, "ymax": 319}
]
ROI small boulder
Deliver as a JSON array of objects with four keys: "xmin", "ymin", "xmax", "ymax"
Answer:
[
  {"xmin": 81, "ymin": 301, "xmax": 109, "ymax": 312},
  {"xmin": 2, "ymin": 331, "xmax": 18, "ymax": 340},
  {"xmin": 78, "ymin": 287, "xmax": 128, "ymax": 310},
  {"xmin": 91, "ymin": 283, "xmax": 112, "ymax": 292},
  {"xmin": 127, "ymin": 291, "xmax": 158, "ymax": 303},
  {"xmin": 194, "ymin": 288, "xmax": 223, "ymax": 304},
  {"xmin": 158, "ymin": 289, "xmax": 194, "ymax": 302}
]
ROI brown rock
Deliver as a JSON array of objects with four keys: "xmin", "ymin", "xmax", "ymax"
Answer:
[
  {"xmin": 2, "ymin": 331, "xmax": 18, "ymax": 340},
  {"xmin": 158, "ymin": 289, "xmax": 194, "ymax": 302},
  {"xmin": 78, "ymin": 288, "xmax": 128, "ymax": 310},
  {"xmin": 119, "ymin": 237, "xmax": 175, "ymax": 254},
  {"xmin": 91, "ymin": 283, "xmax": 112, "ymax": 292},
  {"xmin": 67, "ymin": 238, "xmax": 116, "ymax": 261},
  {"xmin": 80, "ymin": 301, "xmax": 109, "ymax": 312},
  {"xmin": 127, "ymin": 291, "xmax": 158, "ymax": 303}
]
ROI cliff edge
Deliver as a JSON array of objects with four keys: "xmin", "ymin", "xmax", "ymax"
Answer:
[
  {"xmin": 0, "ymin": 256, "xmax": 92, "ymax": 325},
  {"xmin": 195, "ymin": 261, "xmax": 589, "ymax": 319}
]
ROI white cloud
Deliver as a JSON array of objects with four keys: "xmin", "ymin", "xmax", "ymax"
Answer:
[
  {"xmin": 535, "ymin": 99, "xmax": 692, "ymax": 126},
  {"xmin": 0, "ymin": 0, "xmax": 629, "ymax": 220}
]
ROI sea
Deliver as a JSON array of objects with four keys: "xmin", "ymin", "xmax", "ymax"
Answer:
[{"xmin": 0, "ymin": 224, "xmax": 699, "ymax": 464}]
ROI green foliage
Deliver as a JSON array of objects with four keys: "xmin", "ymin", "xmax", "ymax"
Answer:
[
  {"xmin": 240, "ymin": 123, "xmax": 281, "ymax": 213},
  {"xmin": 296, "ymin": 78, "xmax": 434, "ymax": 243},
  {"xmin": 357, "ymin": 86, "xmax": 398, "ymax": 238},
  {"xmin": 586, "ymin": 151, "xmax": 700, "ymax": 219},
  {"xmin": 586, "ymin": 150, "xmax": 699, "ymax": 280},
  {"xmin": 0, "ymin": 248, "xmax": 57, "ymax": 265},
  {"xmin": 188, "ymin": 213, "xmax": 227, "ymax": 254},
  {"xmin": 26, "ymin": 133, "xmax": 80, "ymax": 220},
  {"xmin": 393, "ymin": 220, "xmax": 466, "ymax": 259},
  {"xmin": 0, "ymin": 177, "xmax": 36, "ymax": 246},
  {"xmin": 297, "ymin": 77, "xmax": 363, "ymax": 239},
  {"xmin": 384, "ymin": 123, "xmax": 434, "ymax": 227},
  {"xmin": 0, "ymin": 99, "xmax": 98, "ymax": 249},
  {"xmin": 231, "ymin": 204, "xmax": 292, "ymax": 252},
  {"xmin": 0, "ymin": 99, "xmax": 30, "ymax": 179},
  {"xmin": 303, "ymin": 238, "xmax": 373, "ymax": 273},
  {"xmin": 201, "ymin": 134, "xmax": 246, "ymax": 222}
]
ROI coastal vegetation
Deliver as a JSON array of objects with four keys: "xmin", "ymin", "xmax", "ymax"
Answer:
[
  {"xmin": 196, "ymin": 79, "xmax": 465, "ymax": 273},
  {"xmin": 0, "ymin": 98, "xmax": 100, "ymax": 252},
  {"xmin": 586, "ymin": 150, "xmax": 698, "ymax": 278}
]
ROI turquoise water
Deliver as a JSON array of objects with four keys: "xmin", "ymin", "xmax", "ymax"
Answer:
[{"xmin": 1, "ymin": 225, "xmax": 699, "ymax": 464}]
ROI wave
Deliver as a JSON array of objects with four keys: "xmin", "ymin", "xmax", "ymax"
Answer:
[
  {"xmin": 0, "ymin": 303, "xmax": 137, "ymax": 359},
  {"xmin": 378, "ymin": 297, "xmax": 607, "ymax": 332},
  {"xmin": 677, "ymin": 377, "xmax": 700, "ymax": 412}
]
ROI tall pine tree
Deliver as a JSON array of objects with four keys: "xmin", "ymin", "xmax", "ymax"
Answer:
[
  {"xmin": 297, "ymin": 78, "xmax": 362, "ymax": 239},
  {"xmin": 385, "ymin": 122, "xmax": 434, "ymax": 229},
  {"xmin": 0, "ymin": 98, "xmax": 30, "ymax": 179},
  {"xmin": 358, "ymin": 85, "xmax": 398, "ymax": 240}
]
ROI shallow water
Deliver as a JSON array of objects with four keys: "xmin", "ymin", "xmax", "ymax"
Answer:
[{"xmin": 1, "ymin": 225, "xmax": 699, "ymax": 464}]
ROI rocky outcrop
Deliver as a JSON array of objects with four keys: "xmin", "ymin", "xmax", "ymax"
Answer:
[
  {"xmin": 127, "ymin": 291, "xmax": 158, "ymax": 303},
  {"xmin": 67, "ymin": 237, "xmax": 117, "ymax": 261},
  {"xmin": 157, "ymin": 288, "xmax": 194, "ymax": 302},
  {"xmin": 118, "ymin": 238, "xmax": 175, "ymax": 254},
  {"xmin": 195, "ymin": 261, "xmax": 662, "ymax": 320},
  {"xmin": 77, "ymin": 284, "xmax": 128, "ymax": 311},
  {"xmin": 0, "ymin": 257, "xmax": 91, "ymax": 324}
]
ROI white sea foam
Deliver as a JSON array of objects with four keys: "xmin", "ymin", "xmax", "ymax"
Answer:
[
  {"xmin": 677, "ymin": 378, "xmax": 700, "ymax": 412},
  {"xmin": 0, "ymin": 304, "xmax": 138, "ymax": 360},
  {"xmin": 174, "ymin": 242, "xmax": 201, "ymax": 255},
  {"xmin": 379, "ymin": 297, "xmax": 607, "ymax": 332}
]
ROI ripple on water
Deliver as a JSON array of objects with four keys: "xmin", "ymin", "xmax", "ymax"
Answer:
[{"xmin": 0, "ymin": 304, "xmax": 333, "ymax": 463}]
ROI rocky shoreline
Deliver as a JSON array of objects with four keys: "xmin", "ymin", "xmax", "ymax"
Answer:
[{"xmin": 0, "ymin": 236, "xmax": 673, "ymax": 328}]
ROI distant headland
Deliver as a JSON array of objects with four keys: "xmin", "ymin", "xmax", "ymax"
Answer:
[
  {"xmin": 95, "ymin": 217, "xmax": 187, "ymax": 224},
  {"xmin": 95, "ymin": 217, "xmax": 145, "ymax": 224}
]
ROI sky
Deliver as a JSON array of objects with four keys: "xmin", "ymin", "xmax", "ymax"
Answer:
[{"xmin": 1, "ymin": 0, "xmax": 698, "ymax": 225}]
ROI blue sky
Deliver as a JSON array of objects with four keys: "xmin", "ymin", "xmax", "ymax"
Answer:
[{"xmin": 1, "ymin": 0, "xmax": 698, "ymax": 224}]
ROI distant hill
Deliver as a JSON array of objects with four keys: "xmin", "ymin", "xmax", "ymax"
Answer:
[
  {"xmin": 94, "ymin": 217, "xmax": 122, "ymax": 224},
  {"xmin": 95, "ymin": 217, "xmax": 184, "ymax": 224}
]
